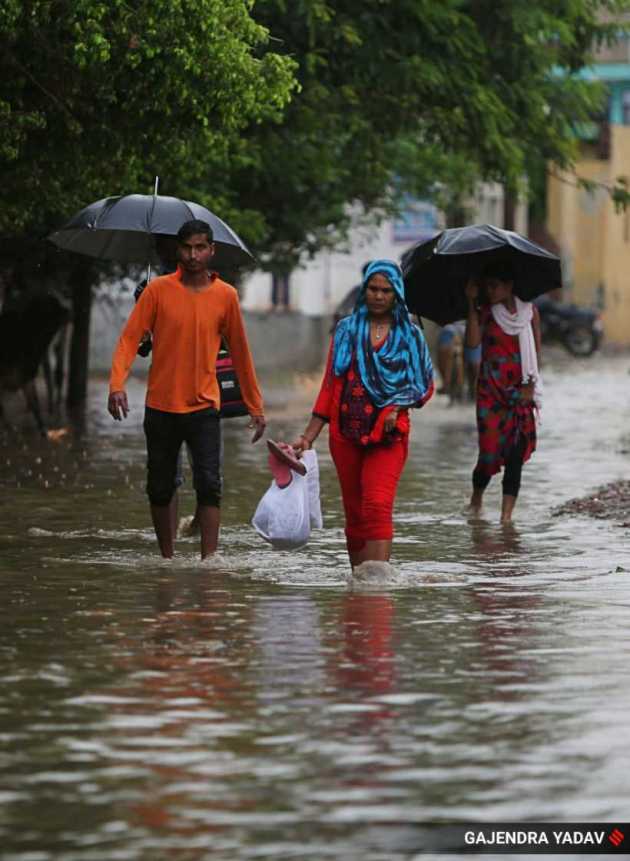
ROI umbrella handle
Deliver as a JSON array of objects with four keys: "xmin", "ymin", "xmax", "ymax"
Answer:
[{"xmin": 146, "ymin": 176, "xmax": 159, "ymax": 281}]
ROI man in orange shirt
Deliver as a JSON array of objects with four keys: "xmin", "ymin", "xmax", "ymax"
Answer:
[{"xmin": 108, "ymin": 220, "xmax": 266, "ymax": 559}]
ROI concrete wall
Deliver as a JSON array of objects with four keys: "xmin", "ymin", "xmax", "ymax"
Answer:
[
  {"xmin": 90, "ymin": 278, "xmax": 135, "ymax": 373},
  {"xmin": 547, "ymin": 125, "xmax": 630, "ymax": 344},
  {"xmin": 238, "ymin": 311, "xmax": 329, "ymax": 371}
]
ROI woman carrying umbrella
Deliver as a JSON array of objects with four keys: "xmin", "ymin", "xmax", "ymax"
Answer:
[
  {"xmin": 465, "ymin": 260, "xmax": 542, "ymax": 523},
  {"xmin": 292, "ymin": 260, "xmax": 434, "ymax": 568}
]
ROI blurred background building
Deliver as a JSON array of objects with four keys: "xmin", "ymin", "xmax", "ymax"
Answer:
[{"xmin": 241, "ymin": 184, "xmax": 527, "ymax": 320}]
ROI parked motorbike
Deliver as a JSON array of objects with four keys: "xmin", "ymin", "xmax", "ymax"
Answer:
[{"xmin": 534, "ymin": 294, "xmax": 603, "ymax": 357}]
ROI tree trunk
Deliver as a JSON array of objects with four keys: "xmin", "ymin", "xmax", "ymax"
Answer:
[
  {"xmin": 445, "ymin": 200, "xmax": 469, "ymax": 228},
  {"xmin": 66, "ymin": 267, "xmax": 93, "ymax": 410},
  {"xmin": 503, "ymin": 191, "xmax": 516, "ymax": 231}
]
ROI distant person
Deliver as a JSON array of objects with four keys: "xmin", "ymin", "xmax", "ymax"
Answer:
[
  {"xmin": 271, "ymin": 272, "xmax": 291, "ymax": 312},
  {"xmin": 108, "ymin": 219, "xmax": 266, "ymax": 559},
  {"xmin": 436, "ymin": 322, "xmax": 464, "ymax": 399},
  {"xmin": 437, "ymin": 321, "xmax": 480, "ymax": 403},
  {"xmin": 465, "ymin": 261, "xmax": 542, "ymax": 523},
  {"xmin": 463, "ymin": 338, "xmax": 481, "ymax": 402},
  {"xmin": 292, "ymin": 259, "xmax": 434, "ymax": 568}
]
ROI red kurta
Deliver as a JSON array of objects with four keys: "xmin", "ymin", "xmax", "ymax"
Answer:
[
  {"xmin": 312, "ymin": 338, "xmax": 410, "ymax": 443},
  {"xmin": 475, "ymin": 307, "xmax": 537, "ymax": 478}
]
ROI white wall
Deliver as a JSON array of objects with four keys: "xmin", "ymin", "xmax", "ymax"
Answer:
[{"xmin": 242, "ymin": 216, "xmax": 421, "ymax": 317}]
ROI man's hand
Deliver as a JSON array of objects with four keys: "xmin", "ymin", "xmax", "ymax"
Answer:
[
  {"xmin": 249, "ymin": 414, "xmax": 266, "ymax": 443},
  {"xmin": 108, "ymin": 390, "xmax": 129, "ymax": 421}
]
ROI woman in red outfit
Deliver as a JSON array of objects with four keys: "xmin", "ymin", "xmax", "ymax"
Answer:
[
  {"xmin": 464, "ymin": 262, "xmax": 542, "ymax": 523},
  {"xmin": 292, "ymin": 260, "xmax": 434, "ymax": 568}
]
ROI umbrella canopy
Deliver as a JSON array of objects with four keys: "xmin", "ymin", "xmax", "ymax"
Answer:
[
  {"xmin": 48, "ymin": 194, "xmax": 254, "ymax": 271},
  {"xmin": 402, "ymin": 223, "xmax": 562, "ymax": 326}
]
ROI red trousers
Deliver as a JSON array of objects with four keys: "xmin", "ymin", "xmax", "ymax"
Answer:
[{"xmin": 329, "ymin": 431, "xmax": 408, "ymax": 550}]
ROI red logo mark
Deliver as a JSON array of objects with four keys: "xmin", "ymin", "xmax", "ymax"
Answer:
[{"xmin": 609, "ymin": 829, "xmax": 624, "ymax": 847}]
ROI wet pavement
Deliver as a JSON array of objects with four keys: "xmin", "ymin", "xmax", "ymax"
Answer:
[{"xmin": 1, "ymin": 348, "xmax": 629, "ymax": 860}]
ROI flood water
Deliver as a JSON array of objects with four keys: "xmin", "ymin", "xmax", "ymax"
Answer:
[{"xmin": 1, "ymin": 350, "xmax": 630, "ymax": 860}]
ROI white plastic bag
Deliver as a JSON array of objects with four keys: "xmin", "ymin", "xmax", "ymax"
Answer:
[
  {"xmin": 252, "ymin": 450, "xmax": 322, "ymax": 549},
  {"xmin": 303, "ymin": 450, "xmax": 323, "ymax": 529}
]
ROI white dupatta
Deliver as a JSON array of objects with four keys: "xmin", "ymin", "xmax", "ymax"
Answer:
[{"xmin": 491, "ymin": 296, "xmax": 543, "ymax": 414}]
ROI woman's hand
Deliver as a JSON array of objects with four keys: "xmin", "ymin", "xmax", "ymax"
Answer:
[
  {"xmin": 383, "ymin": 408, "xmax": 399, "ymax": 434},
  {"xmin": 291, "ymin": 433, "xmax": 313, "ymax": 455},
  {"xmin": 292, "ymin": 418, "xmax": 324, "ymax": 454},
  {"xmin": 465, "ymin": 278, "xmax": 479, "ymax": 303},
  {"xmin": 520, "ymin": 378, "xmax": 536, "ymax": 403}
]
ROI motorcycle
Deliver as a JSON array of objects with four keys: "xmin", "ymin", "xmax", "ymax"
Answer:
[{"xmin": 534, "ymin": 294, "xmax": 603, "ymax": 357}]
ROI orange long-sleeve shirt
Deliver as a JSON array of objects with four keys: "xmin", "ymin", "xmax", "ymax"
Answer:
[{"xmin": 109, "ymin": 268, "xmax": 263, "ymax": 415}]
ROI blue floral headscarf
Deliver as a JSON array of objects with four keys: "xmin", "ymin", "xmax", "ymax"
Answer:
[{"xmin": 332, "ymin": 259, "xmax": 433, "ymax": 408}]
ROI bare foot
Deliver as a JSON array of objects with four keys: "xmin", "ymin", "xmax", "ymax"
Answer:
[
  {"xmin": 178, "ymin": 515, "xmax": 200, "ymax": 538},
  {"xmin": 467, "ymin": 491, "xmax": 484, "ymax": 517},
  {"xmin": 46, "ymin": 427, "xmax": 69, "ymax": 442},
  {"xmin": 500, "ymin": 495, "xmax": 517, "ymax": 524}
]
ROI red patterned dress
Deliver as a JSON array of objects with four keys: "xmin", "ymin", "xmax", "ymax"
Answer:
[{"xmin": 474, "ymin": 307, "xmax": 537, "ymax": 479}]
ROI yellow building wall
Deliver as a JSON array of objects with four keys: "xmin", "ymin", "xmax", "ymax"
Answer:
[
  {"xmin": 547, "ymin": 125, "xmax": 630, "ymax": 345},
  {"xmin": 601, "ymin": 126, "xmax": 630, "ymax": 343}
]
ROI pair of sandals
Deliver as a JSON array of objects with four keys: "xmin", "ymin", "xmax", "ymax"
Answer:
[{"xmin": 267, "ymin": 439, "xmax": 307, "ymax": 488}]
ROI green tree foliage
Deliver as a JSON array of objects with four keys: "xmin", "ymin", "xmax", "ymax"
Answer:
[
  {"xmin": 2, "ymin": 0, "xmax": 627, "ymax": 268},
  {"xmin": 0, "ymin": 0, "xmax": 296, "ymax": 237},
  {"xmin": 216, "ymin": 0, "xmax": 629, "ymax": 270},
  {"xmin": 0, "ymin": 0, "xmax": 625, "ymax": 407},
  {"xmin": 0, "ymin": 0, "xmax": 297, "ymax": 407}
]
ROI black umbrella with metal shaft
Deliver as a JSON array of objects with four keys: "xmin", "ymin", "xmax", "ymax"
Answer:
[
  {"xmin": 49, "ymin": 179, "xmax": 253, "ymax": 274},
  {"xmin": 402, "ymin": 224, "xmax": 562, "ymax": 326}
]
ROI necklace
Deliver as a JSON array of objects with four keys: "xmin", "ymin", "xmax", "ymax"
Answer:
[{"xmin": 371, "ymin": 320, "xmax": 390, "ymax": 340}]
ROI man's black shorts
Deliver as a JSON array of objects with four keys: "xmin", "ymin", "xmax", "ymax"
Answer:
[{"xmin": 143, "ymin": 406, "xmax": 222, "ymax": 507}]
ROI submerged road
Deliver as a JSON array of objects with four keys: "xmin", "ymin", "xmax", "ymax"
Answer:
[{"xmin": 1, "ymin": 348, "xmax": 629, "ymax": 859}]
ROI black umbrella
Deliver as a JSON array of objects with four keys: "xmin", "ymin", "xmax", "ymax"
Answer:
[
  {"xmin": 402, "ymin": 224, "xmax": 562, "ymax": 326},
  {"xmin": 48, "ymin": 192, "xmax": 254, "ymax": 272}
]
